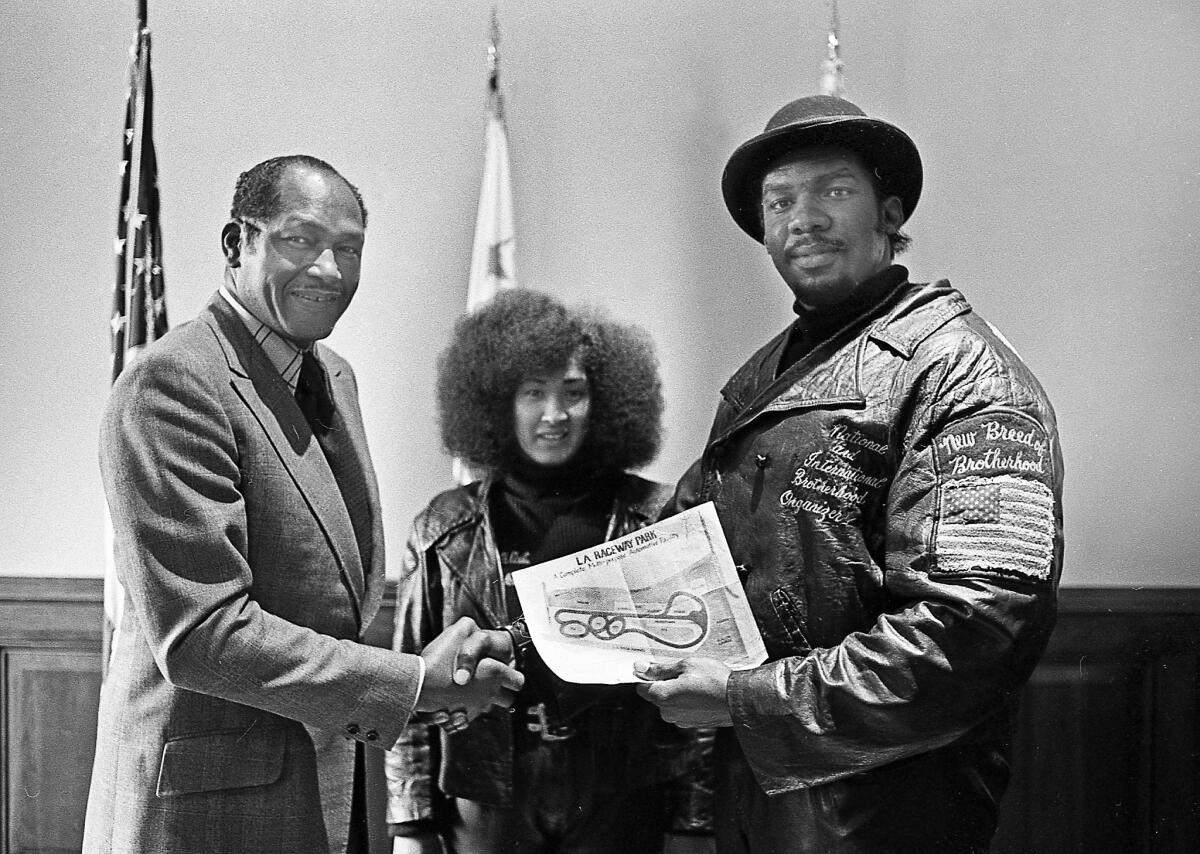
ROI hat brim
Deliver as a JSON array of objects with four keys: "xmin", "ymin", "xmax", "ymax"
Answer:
[{"xmin": 721, "ymin": 116, "xmax": 922, "ymax": 243}]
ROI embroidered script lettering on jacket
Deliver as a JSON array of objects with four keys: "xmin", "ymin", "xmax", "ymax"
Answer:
[
  {"xmin": 940, "ymin": 419, "xmax": 1048, "ymax": 476},
  {"xmin": 779, "ymin": 423, "xmax": 888, "ymax": 524}
]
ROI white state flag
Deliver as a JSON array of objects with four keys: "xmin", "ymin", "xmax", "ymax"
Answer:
[{"xmin": 465, "ymin": 96, "xmax": 516, "ymax": 309}]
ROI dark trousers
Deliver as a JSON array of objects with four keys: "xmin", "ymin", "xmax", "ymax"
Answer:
[
  {"xmin": 347, "ymin": 743, "xmax": 370, "ymax": 854},
  {"xmin": 713, "ymin": 730, "xmax": 1006, "ymax": 854},
  {"xmin": 444, "ymin": 736, "xmax": 670, "ymax": 854}
]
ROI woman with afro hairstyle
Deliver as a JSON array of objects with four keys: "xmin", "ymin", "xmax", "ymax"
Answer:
[{"xmin": 385, "ymin": 288, "xmax": 713, "ymax": 854}]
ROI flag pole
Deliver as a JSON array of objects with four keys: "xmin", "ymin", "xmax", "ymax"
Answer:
[
  {"xmin": 107, "ymin": 0, "xmax": 167, "ymax": 673},
  {"xmin": 487, "ymin": 6, "xmax": 500, "ymax": 96},
  {"xmin": 465, "ymin": 6, "xmax": 516, "ymax": 311},
  {"xmin": 453, "ymin": 8, "xmax": 518, "ymax": 486},
  {"xmin": 107, "ymin": 8, "xmax": 148, "ymax": 669}
]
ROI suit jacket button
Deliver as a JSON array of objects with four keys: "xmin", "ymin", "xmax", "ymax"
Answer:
[
  {"xmin": 346, "ymin": 723, "xmax": 360, "ymax": 736},
  {"xmin": 365, "ymin": 730, "xmax": 379, "ymax": 742}
]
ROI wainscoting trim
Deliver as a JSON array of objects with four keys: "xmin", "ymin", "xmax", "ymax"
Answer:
[{"xmin": 3, "ymin": 578, "xmax": 1197, "ymax": 854}]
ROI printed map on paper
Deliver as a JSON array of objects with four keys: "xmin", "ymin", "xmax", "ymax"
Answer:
[{"xmin": 512, "ymin": 502, "xmax": 767, "ymax": 684}]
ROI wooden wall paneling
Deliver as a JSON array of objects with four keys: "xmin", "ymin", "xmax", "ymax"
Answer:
[
  {"xmin": 1, "ymin": 577, "xmax": 104, "ymax": 854},
  {"xmin": 1145, "ymin": 650, "xmax": 1199, "ymax": 849},
  {"xmin": 1017, "ymin": 660, "xmax": 1146, "ymax": 852},
  {"xmin": 993, "ymin": 591, "xmax": 1200, "ymax": 854},
  {"xmin": 5, "ymin": 650, "xmax": 102, "ymax": 854},
  {"xmin": 2, "ymin": 580, "xmax": 1199, "ymax": 854}
]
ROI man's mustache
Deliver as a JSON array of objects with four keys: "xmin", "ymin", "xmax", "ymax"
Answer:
[{"xmin": 786, "ymin": 236, "xmax": 845, "ymax": 251}]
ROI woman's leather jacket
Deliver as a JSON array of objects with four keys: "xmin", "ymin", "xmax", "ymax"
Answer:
[{"xmin": 385, "ymin": 472, "xmax": 713, "ymax": 833}]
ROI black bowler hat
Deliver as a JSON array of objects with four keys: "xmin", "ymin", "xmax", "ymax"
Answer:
[{"xmin": 721, "ymin": 94, "xmax": 923, "ymax": 243}]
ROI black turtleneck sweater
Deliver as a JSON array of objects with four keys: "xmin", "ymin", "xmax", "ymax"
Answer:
[
  {"xmin": 490, "ymin": 456, "xmax": 628, "ymax": 712},
  {"xmin": 777, "ymin": 264, "xmax": 908, "ymax": 377},
  {"xmin": 490, "ymin": 455, "xmax": 618, "ymax": 622}
]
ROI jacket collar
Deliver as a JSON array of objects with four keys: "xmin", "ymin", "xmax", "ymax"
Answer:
[
  {"xmin": 866, "ymin": 279, "xmax": 970, "ymax": 358},
  {"xmin": 201, "ymin": 294, "xmax": 370, "ymax": 624},
  {"xmin": 612, "ymin": 474, "xmax": 668, "ymax": 529},
  {"xmin": 717, "ymin": 278, "xmax": 971, "ymax": 440},
  {"xmin": 217, "ymin": 285, "xmax": 306, "ymax": 391},
  {"xmin": 425, "ymin": 471, "xmax": 664, "ymax": 541}
]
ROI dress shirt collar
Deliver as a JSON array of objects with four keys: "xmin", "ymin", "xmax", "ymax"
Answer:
[{"xmin": 219, "ymin": 286, "xmax": 307, "ymax": 392}]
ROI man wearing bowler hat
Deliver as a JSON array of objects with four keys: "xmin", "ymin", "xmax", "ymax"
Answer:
[{"xmin": 636, "ymin": 96, "xmax": 1064, "ymax": 852}]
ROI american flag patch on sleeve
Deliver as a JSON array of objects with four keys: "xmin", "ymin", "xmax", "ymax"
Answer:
[{"xmin": 936, "ymin": 475, "xmax": 1055, "ymax": 582}]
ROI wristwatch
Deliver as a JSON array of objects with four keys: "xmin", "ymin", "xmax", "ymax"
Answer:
[{"xmin": 501, "ymin": 615, "xmax": 533, "ymax": 666}]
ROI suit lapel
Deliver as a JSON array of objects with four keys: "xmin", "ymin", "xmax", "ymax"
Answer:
[
  {"xmin": 202, "ymin": 297, "xmax": 368, "ymax": 624},
  {"xmin": 319, "ymin": 350, "xmax": 387, "ymax": 620}
]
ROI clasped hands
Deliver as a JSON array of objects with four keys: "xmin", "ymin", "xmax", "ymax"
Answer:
[
  {"xmin": 415, "ymin": 619, "xmax": 734, "ymax": 734},
  {"xmin": 414, "ymin": 616, "xmax": 523, "ymax": 733}
]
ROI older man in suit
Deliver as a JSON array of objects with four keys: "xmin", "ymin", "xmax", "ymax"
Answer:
[{"xmin": 85, "ymin": 155, "xmax": 522, "ymax": 854}]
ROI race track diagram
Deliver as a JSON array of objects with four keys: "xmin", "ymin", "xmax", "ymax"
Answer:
[{"xmin": 553, "ymin": 590, "xmax": 708, "ymax": 649}]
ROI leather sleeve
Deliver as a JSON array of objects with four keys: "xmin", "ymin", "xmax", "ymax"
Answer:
[
  {"xmin": 385, "ymin": 516, "xmax": 443, "ymax": 828},
  {"xmin": 660, "ymin": 457, "xmax": 706, "ymax": 521}
]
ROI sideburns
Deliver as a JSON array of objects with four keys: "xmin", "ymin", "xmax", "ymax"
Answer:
[{"xmin": 873, "ymin": 201, "xmax": 896, "ymax": 236}]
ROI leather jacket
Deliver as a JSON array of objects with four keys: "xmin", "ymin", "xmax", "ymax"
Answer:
[
  {"xmin": 669, "ymin": 273, "xmax": 1063, "ymax": 846},
  {"xmin": 385, "ymin": 472, "xmax": 712, "ymax": 833}
]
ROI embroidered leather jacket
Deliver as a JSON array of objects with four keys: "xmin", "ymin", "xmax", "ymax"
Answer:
[
  {"xmin": 385, "ymin": 472, "xmax": 713, "ymax": 834},
  {"xmin": 667, "ymin": 275, "xmax": 1063, "ymax": 840}
]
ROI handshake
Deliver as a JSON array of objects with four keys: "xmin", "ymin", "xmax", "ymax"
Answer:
[{"xmin": 413, "ymin": 617, "xmax": 524, "ymax": 733}]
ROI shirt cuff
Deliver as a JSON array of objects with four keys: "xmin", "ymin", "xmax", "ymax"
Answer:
[{"xmin": 389, "ymin": 656, "xmax": 427, "ymax": 751}]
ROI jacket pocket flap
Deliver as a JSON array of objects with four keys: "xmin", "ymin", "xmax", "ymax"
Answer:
[{"xmin": 156, "ymin": 725, "xmax": 286, "ymax": 797}]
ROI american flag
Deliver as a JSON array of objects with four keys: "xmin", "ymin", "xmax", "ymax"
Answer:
[
  {"xmin": 937, "ymin": 475, "xmax": 1055, "ymax": 583},
  {"xmin": 111, "ymin": 22, "xmax": 167, "ymax": 379},
  {"xmin": 104, "ymin": 12, "xmax": 167, "ymax": 673}
]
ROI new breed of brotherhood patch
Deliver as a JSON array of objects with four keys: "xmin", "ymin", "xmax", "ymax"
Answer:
[{"xmin": 931, "ymin": 411, "xmax": 1056, "ymax": 584}]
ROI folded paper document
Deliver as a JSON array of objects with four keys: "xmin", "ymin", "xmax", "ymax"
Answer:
[{"xmin": 512, "ymin": 502, "xmax": 767, "ymax": 684}]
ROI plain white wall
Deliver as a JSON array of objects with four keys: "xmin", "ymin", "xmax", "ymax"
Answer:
[{"xmin": 2, "ymin": 0, "xmax": 1198, "ymax": 585}]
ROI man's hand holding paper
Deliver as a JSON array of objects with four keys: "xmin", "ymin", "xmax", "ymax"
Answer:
[{"xmin": 633, "ymin": 657, "xmax": 734, "ymax": 728}]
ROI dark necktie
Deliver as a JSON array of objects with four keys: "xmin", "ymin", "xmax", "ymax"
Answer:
[
  {"xmin": 295, "ymin": 350, "xmax": 335, "ymax": 436},
  {"xmin": 295, "ymin": 350, "xmax": 375, "ymax": 579}
]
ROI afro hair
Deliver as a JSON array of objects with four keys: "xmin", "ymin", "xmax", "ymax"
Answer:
[{"xmin": 436, "ymin": 288, "xmax": 663, "ymax": 473}]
